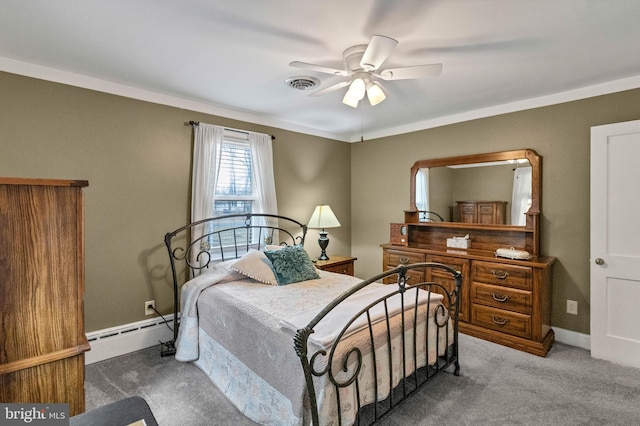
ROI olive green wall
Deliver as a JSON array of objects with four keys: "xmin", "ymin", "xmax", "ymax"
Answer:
[
  {"xmin": 3, "ymin": 68, "xmax": 640, "ymax": 337},
  {"xmin": 0, "ymin": 71, "xmax": 351, "ymax": 331},
  {"xmin": 351, "ymin": 88, "xmax": 640, "ymax": 335}
]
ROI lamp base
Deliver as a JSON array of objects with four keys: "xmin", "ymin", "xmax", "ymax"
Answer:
[{"xmin": 318, "ymin": 230, "xmax": 330, "ymax": 260}]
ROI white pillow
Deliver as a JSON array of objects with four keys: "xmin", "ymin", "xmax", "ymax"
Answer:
[{"xmin": 231, "ymin": 249, "xmax": 278, "ymax": 285}]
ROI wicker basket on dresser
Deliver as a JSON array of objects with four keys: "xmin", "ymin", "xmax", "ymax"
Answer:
[{"xmin": 0, "ymin": 178, "xmax": 90, "ymax": 415}]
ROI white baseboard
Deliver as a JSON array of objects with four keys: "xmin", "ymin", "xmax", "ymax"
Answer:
[
  {"xmin": 553, "ymin": 327, "xmax": 591, "ymax": 350},
  {"xmin": 85, "ymin": 315, "xmax": 176, "ymax": 365},
  {"xmin": 84, "ymin": 318, "xmax": 589, "ymax": 365}
]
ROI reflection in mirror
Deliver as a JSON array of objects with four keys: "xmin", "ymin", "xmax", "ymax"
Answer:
[
  {"xmin": 418, "ymin": 161, "xmax": 530, "ymax": 225},
  {"xmin": 512, "ymin": 165, "xmax": 532, "ymax": 226},
  {"xmin": 410, "ymin": 150, "xmax": 541, "ymax": 228}
]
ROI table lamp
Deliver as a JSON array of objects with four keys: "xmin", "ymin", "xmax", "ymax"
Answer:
[{"xmin": 307, "ymin": 205, "xmax": 341, "ymax": 260}]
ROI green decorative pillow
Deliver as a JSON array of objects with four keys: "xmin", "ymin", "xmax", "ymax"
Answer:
[{"xmin": 264, "ymin": 245, "xmax": 320, "ymax": 285}]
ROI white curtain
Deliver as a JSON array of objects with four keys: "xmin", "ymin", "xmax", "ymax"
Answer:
[
  {"xmin": 248, "ymin": 132, "xmax": 278, "ymax": 232},
  {"xmin": 415, "ymin": 168, "xmax": 430, "ymax": 212},
  {"xmin": 511, "ymin": 166, "xmax": 532, "ymax": 226},
  {"xmin": 191, "ymin": 124, "xmax": 278, "ymax": 259},
  {"xmin": 191, "ymin": 124, "xmax": 224, "ymax": 264},
  {"xmin": 249, "ymin": 132, "xmax": 278, "ymax": 215}
]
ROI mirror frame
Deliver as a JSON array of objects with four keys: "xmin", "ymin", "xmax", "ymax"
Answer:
[{"xmin": 409, "ymin": 149, "xmax": 541, "ymax": 229}]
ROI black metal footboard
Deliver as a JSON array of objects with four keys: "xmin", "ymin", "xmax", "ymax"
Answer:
[{"xmin": 294, "ymin": 262, "xmax": 462, "ymax": 426}]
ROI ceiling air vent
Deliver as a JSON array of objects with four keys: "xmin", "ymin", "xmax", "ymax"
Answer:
[{"xmin": 285, "ymin": 76, "xmax": 319, "ymax": 91}]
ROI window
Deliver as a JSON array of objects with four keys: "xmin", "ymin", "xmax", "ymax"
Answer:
[
  {"xmin": 191, "ymin": 124, "xmax": 278, "ymax": 259},
  {"xmin": 511, "ymin": 166, "xmax": 532, "ymax": 226},
  {"xmin": 213, "ymin": 139, "xmax": 255, "ymax": 216},
  {"xmin": 415, "ymin": 167, "xmax": 430, "ymax": 211},
  {"xmin": 210, "ymin": 136, "xmax": 257, "ymax": 249}
]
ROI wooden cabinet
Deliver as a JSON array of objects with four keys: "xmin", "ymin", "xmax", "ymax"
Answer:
[
  {"xmin": 381, "ymin": 221, "xmax": 555, "ymax": 356},
  {"xmin": 0, "ymin": 178, "xmax": 89, "ymax": 415},
  {"xmin": 426, "ymin": 255, "xmax": 470, "ymax": 323},
  {"xmin": 382, "ymin": 251, "xmax": 472, "ymax": 322},
  {"xmin": 457, "ymin": 201, "xmax": 507, "ymax": 224},
  {"xmin": 457, "ymin": 201, "xmax": 507, "ymax": 225},
  {"xmin": 314, "ymin": 256, "xmax": 357, "ymax": 276}
]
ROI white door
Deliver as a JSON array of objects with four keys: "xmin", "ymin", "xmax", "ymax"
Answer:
[{"xmin": 590, "ymin": 119, "xmax": 640, "ymax": 369}]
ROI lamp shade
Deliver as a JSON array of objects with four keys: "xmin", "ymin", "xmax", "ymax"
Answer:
[{"xmin": 307, "ymin": 205, "xmax": 341, "ymax": 229}]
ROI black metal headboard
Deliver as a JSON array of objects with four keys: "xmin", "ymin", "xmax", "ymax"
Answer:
[{"xmin": 161, "ymin": 213, "xmax": 307, "ymax": 356}]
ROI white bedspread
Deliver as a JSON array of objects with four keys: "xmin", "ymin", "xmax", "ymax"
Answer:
[
  {"xmin": 176, "ymin": 264, "xmax": 452, "ymax": 426},
  {"xmin": 279, "ymin": 283, "xmax": 443, "ymax": 348}
]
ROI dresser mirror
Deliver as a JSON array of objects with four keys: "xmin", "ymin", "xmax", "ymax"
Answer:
[
  {"xmin": 385, "ymin": 149, "xmax": 553, "ymax": 356},
  {"xmin": 409, "ymin": 149, "xmax": 541, "ymax": 229}
]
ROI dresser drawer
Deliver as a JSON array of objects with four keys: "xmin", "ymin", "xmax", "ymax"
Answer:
[
  {"xmin": 385, "ymin": 249, "xmax": 425, "ymax": 267},
  {"xmin": 383, "ymin": 270, "xmax": 425, "ymax": 285},
  {"xmin": 426, "ymin": 254, "xmax": 466, "ymax": 275},
  {"xmin": 471, "ymin": 282, "xmax": 532, "ymax": 315},
  {"xmin": 478, "ymin": 204, "xmax": 494, "ymax": 215},
  {"xmin": 461, "ymin": 204, "xmax": 476, "ymax": 214},
  {"xmin": 472, "ymin": 261, "xmax": 532, "ymax": 290},
  {"xmin": 383, "ymin": 249, "xmax": 426, "ymax": 284},
  {"xmin": 320, "ymin": 262, "xmax": 354, "ymax": 276},
  {"xmin": 471, "ymin": 304, "xmax": 531, "ymax": 339}
]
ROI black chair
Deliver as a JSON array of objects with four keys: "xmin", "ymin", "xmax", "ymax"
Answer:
[{"xmin": 70, "ymin": 396, "xmax": 158, "ymax": 426}]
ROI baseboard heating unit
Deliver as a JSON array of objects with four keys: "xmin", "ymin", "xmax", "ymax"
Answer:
[{"xmin": 85, "ymin": 315, "xmax": 176, "ymax": 365}]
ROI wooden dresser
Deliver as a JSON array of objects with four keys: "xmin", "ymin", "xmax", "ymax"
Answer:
[
  {"xmin": 0, "ymin": 178, "xmax": 90, "ymax": 415},
  {"xmin": 382, "ymin": 220, "xmax": 555, "ymax": 357}
]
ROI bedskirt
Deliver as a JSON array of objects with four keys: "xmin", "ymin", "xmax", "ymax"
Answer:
[
  {"xmin": 192, "ymin": 307, "xmax": 452, "ymax": 426},
  {"xmin": 194, "ymin": 327, "xmax": 303, "ymax": 425}
]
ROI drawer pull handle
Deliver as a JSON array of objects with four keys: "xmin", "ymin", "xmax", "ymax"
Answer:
[
  {"xmin": 491, "ymin": 315, "xmax": 509, "ymax": 325},
  {"xmin": 399, "ymin": 256, "xmax": 410, "ymax": 264},
  {"xmin": 492, "ymin": 293, "xmax": 509, "ymax": 302},
  {"xmin": 491, "ymin": 270, "xmax": 509, "ymax": 279}
]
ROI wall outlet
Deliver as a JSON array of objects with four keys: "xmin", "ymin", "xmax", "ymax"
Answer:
[
  {"xmin": 145, "ymin": 300, "xmax": 155, "ymax": 316},
  {"xmin": 566, "ymin": 299, "xmax": 578, "ymax": 315}
]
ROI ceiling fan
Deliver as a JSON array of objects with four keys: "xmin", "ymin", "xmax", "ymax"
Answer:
[{"xmin": 289, "ymin": 35, "xmax": 443, "ymax": 108}]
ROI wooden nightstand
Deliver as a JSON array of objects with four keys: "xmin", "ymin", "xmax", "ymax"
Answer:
[{"xmin": 314, "ymin": 256, "xmax": 357, "ymax": 276}]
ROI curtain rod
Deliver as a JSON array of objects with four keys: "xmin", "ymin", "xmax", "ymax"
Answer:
[{"xmin": 188, "ymin": 121, "xmax": 275, "ymax": 140}]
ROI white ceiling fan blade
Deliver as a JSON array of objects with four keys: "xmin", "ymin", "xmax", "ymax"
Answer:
[
  {"xmin": 371, "ymin": 79, "xmax": 390, "ymax": 97},
  {"xmin": 309, "ymin": 81, "xmax": 350, "ymax": 97},
  {"xmin": 289, "ymin": 61, "xmax": 349, "ymax": 76},
  {"xmin": 376, "ymin": 63, "xmax": 443, "ymax": 80},
  {"xmin": 360, "ymin": 35, "xmax": 398, "ymax": 71}
]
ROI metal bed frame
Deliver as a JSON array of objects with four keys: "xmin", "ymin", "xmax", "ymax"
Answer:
[
  {"xmin": 161, "ymin": 213, "xmax": 307, "ymax": 356},
  {"xmin": 162, "ymin": 214, "xmax": 462, "ymax": 425},
  {"xmin": 295, "ymin": 262, "xmax": 462, "ymax": 425}
]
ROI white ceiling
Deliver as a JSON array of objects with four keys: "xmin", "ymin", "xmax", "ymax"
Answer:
[{"xmin": 2, "ymin": 0, "xmax": 640, "ymax": 142}]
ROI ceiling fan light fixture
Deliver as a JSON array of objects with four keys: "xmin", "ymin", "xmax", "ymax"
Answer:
[
  {"xmin": 366, "ymin": 81, "xmax": 386, "ymax": 106},
  {"xmin": 290, "ymin": 34, "xmax": 442, "ymax": 108},
  {"xmin": 346, "ymin": 78, "xmax": 366, "ymax": 100},
  {"xmin": 342, "ymin": 91, "xmax": 360, "ymax": 108}
]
